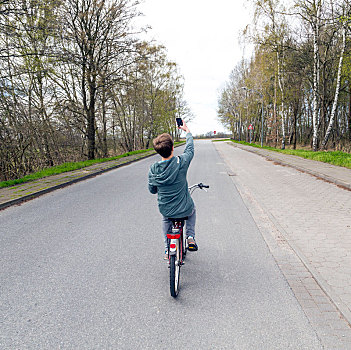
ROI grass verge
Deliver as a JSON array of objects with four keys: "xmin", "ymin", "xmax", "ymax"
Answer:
[{"xmin": 214, "ymin": 139, "xmax": 351, "ymax": 169}]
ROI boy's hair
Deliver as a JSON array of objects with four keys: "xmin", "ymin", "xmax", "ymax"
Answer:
[{"xmin": 153, "ymin": 133, "xmax": 173, "ymax": 158}]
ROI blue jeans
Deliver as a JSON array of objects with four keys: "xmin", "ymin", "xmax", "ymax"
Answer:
[{"xmin": 162, "ymin": 208, "xmax": 196, "ymax": 249}]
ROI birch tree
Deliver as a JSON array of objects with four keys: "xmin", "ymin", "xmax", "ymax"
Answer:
[
  {"xmin": 294, "ymin": 0, "xmax": 323, "ymax": 151},
  {"xmin": 322, "ymin": 6, "xmax": 349, "ymax": 148},
  {"xmin": 251, "ymin": 0, "xmax": 288, "ymax": 149}
]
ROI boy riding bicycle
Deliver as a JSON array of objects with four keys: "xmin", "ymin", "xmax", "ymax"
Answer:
[{"xmin": 148, "ymin": 120, "xmax": 198, "ymax": 259}]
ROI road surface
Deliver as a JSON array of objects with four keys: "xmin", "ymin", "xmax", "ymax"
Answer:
[{"xmin": 0, "ymin": 140, "xmax": 322, "ymax": 349}]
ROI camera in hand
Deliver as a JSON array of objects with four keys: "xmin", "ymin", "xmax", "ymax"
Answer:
[{"xmin": 176, "ymin": 118, "xmax": 183, "ymax": 127}]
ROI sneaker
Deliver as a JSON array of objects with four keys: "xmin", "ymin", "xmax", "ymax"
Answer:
[
  {"xmin": 187, "ymin": 236, "xmax": 198, "ymax": 251},
  {"xmin": 164, "ymin": 249, "xmax": 169, "ymax": 260}
]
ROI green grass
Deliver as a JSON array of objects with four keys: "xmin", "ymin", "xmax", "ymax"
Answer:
[
  {"xmin": 214, "ymin": 139, "xmax": 351, "ymax": 169},
  {"xmin": 212, "ymin": 139, "xmax": 231, "ymax": 142},
  {"xmin": 0, "ymin": 148, "xmax": 154, "ymax": 188}
]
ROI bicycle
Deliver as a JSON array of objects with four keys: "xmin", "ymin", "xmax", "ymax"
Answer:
[{"xmin": 167, "ymin": 182, "xmax": 209, "ymax": 297}]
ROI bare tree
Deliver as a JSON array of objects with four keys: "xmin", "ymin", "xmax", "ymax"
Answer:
[{"xmin": 60, "ymin": 0, "xmax": 139, "ymax": 159}]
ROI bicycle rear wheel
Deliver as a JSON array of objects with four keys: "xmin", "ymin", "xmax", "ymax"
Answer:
[
  {"xmin": 182, "ymin": 230, "xmax": 187, "ymax": 258},
  {"xmin": 169, "ymin": 245, "xmax": 180, "ymax": 297}
]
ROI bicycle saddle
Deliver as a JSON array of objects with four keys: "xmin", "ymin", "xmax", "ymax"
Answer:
[{"xmin": 168, "ymin": 217, "xmax": 188, "ymax": 222}]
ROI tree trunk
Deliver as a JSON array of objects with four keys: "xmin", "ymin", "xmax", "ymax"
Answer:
[
  {"xmin": 101, "ymin": 83, "xmax": 108, "ymax": 157},
  {"xmin": 87, "ymin": 109, "xmax": 96, "ymax": 160},
  {"xmin": 312, "ymin": 2, "xmax": 321, "ymax": 151},
  {"xmin": 293, "ymin": 104, "xmax": 298, "ymax": 150},
  {"xmin": 277, "ymin": 49, "xmax": 286, "ymax": 149},
  {"xmin": 321, "ymin": 25, "xmax": 346, "ymax": 149},
  {"xmin": 274, "ymin": 73, "xmax": 278, "ymax": 148},
  {"xmin": 238, "ymin": 111, "xmax": 242, "ymax": 141},
  {"xmin": 86, "ymin": 58, "xmax": 97, "ymax": 160}
]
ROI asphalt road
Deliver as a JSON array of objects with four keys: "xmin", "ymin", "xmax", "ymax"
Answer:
[{"xmin": 0, "ymin": 140, "xmax": 322, "ymax": 349}]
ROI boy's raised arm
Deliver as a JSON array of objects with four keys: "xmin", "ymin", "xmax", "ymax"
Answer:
[{"xmin": 179, "ymin": 121, "xmax": 194, "ymax": 163}]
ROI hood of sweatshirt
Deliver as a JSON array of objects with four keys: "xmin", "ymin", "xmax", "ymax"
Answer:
[{"xmin": 149, "ymin": 156, "xmax": 180, "ymax": 186}]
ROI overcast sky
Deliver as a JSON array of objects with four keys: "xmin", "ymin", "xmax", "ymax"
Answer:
[{"xmin": 138, "ymin": 0, "xmax": 253, "ymax": 135}]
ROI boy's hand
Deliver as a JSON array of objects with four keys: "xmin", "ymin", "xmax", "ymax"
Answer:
[{"xmin": 178, "ymin": 120, "xmax": 190, "ymax": 133}]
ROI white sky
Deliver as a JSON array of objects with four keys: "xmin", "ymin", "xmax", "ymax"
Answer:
[{"xmin": 138, "ymin": 0, "xmax": 253, "ymax": 135}]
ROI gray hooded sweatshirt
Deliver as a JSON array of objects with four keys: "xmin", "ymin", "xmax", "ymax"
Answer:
[{"xmin": 148, "ymin": 133, "xmax": 194, "ymax": 218}]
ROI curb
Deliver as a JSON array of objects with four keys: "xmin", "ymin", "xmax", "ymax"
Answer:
[{"xmin": 228, "ymin": 142, "xmax": 351, "ymax": 191}]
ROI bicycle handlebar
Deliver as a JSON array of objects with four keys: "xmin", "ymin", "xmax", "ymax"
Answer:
[
  {"xmin": 199, "ymin": 183, "xmax": 209, "ymax": 189},
  {"xmin": 188, "ymin": 183, "xmax": 210, "ymax": 193}
]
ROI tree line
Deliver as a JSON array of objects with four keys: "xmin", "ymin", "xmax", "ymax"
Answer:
[
  {"xmin": 218, "ymin": 0, "xmax": 351, "ymax": 152},
  {"xmin": 0, "ymin": 0, "xmax": 190, "ymax": 181}
]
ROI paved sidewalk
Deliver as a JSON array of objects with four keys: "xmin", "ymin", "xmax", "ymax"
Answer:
[
  {"xmin": 215, "ymin": 141, "xmax": 351, "ymax": 349},
  {"xmin": 0, "ymin": 149, "xmax": 157, "ymax": 210}
]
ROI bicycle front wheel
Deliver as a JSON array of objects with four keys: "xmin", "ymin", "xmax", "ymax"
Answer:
[{"xmin": 170, "ymin": 254, "xmax": 180, "ymax": 298}]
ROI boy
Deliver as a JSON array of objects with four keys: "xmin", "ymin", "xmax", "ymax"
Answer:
[{"xmin": 148, "ymin": 120, "xmax": 197, "ymax": 259}]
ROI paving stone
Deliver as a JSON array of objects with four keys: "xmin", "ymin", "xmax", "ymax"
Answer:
[
  {"xmin": 295, "ymin": 292, "xmax": 313, "ymax": 301},
  {"xmin": 318, "ymin": 303, "xmax": 341, "ymax": 312},
  {"xmin": 332, "ymin": 320, "xmax": 351, "ymax": 331},
  {"xmin": 314, "ymin": 295, "xmax": 333, "ymax": 304}
]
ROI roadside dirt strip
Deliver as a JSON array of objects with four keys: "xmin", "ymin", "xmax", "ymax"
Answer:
[{"xmin": 215, "ymin": 141, "xmax": 351, "ymax": 350}]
